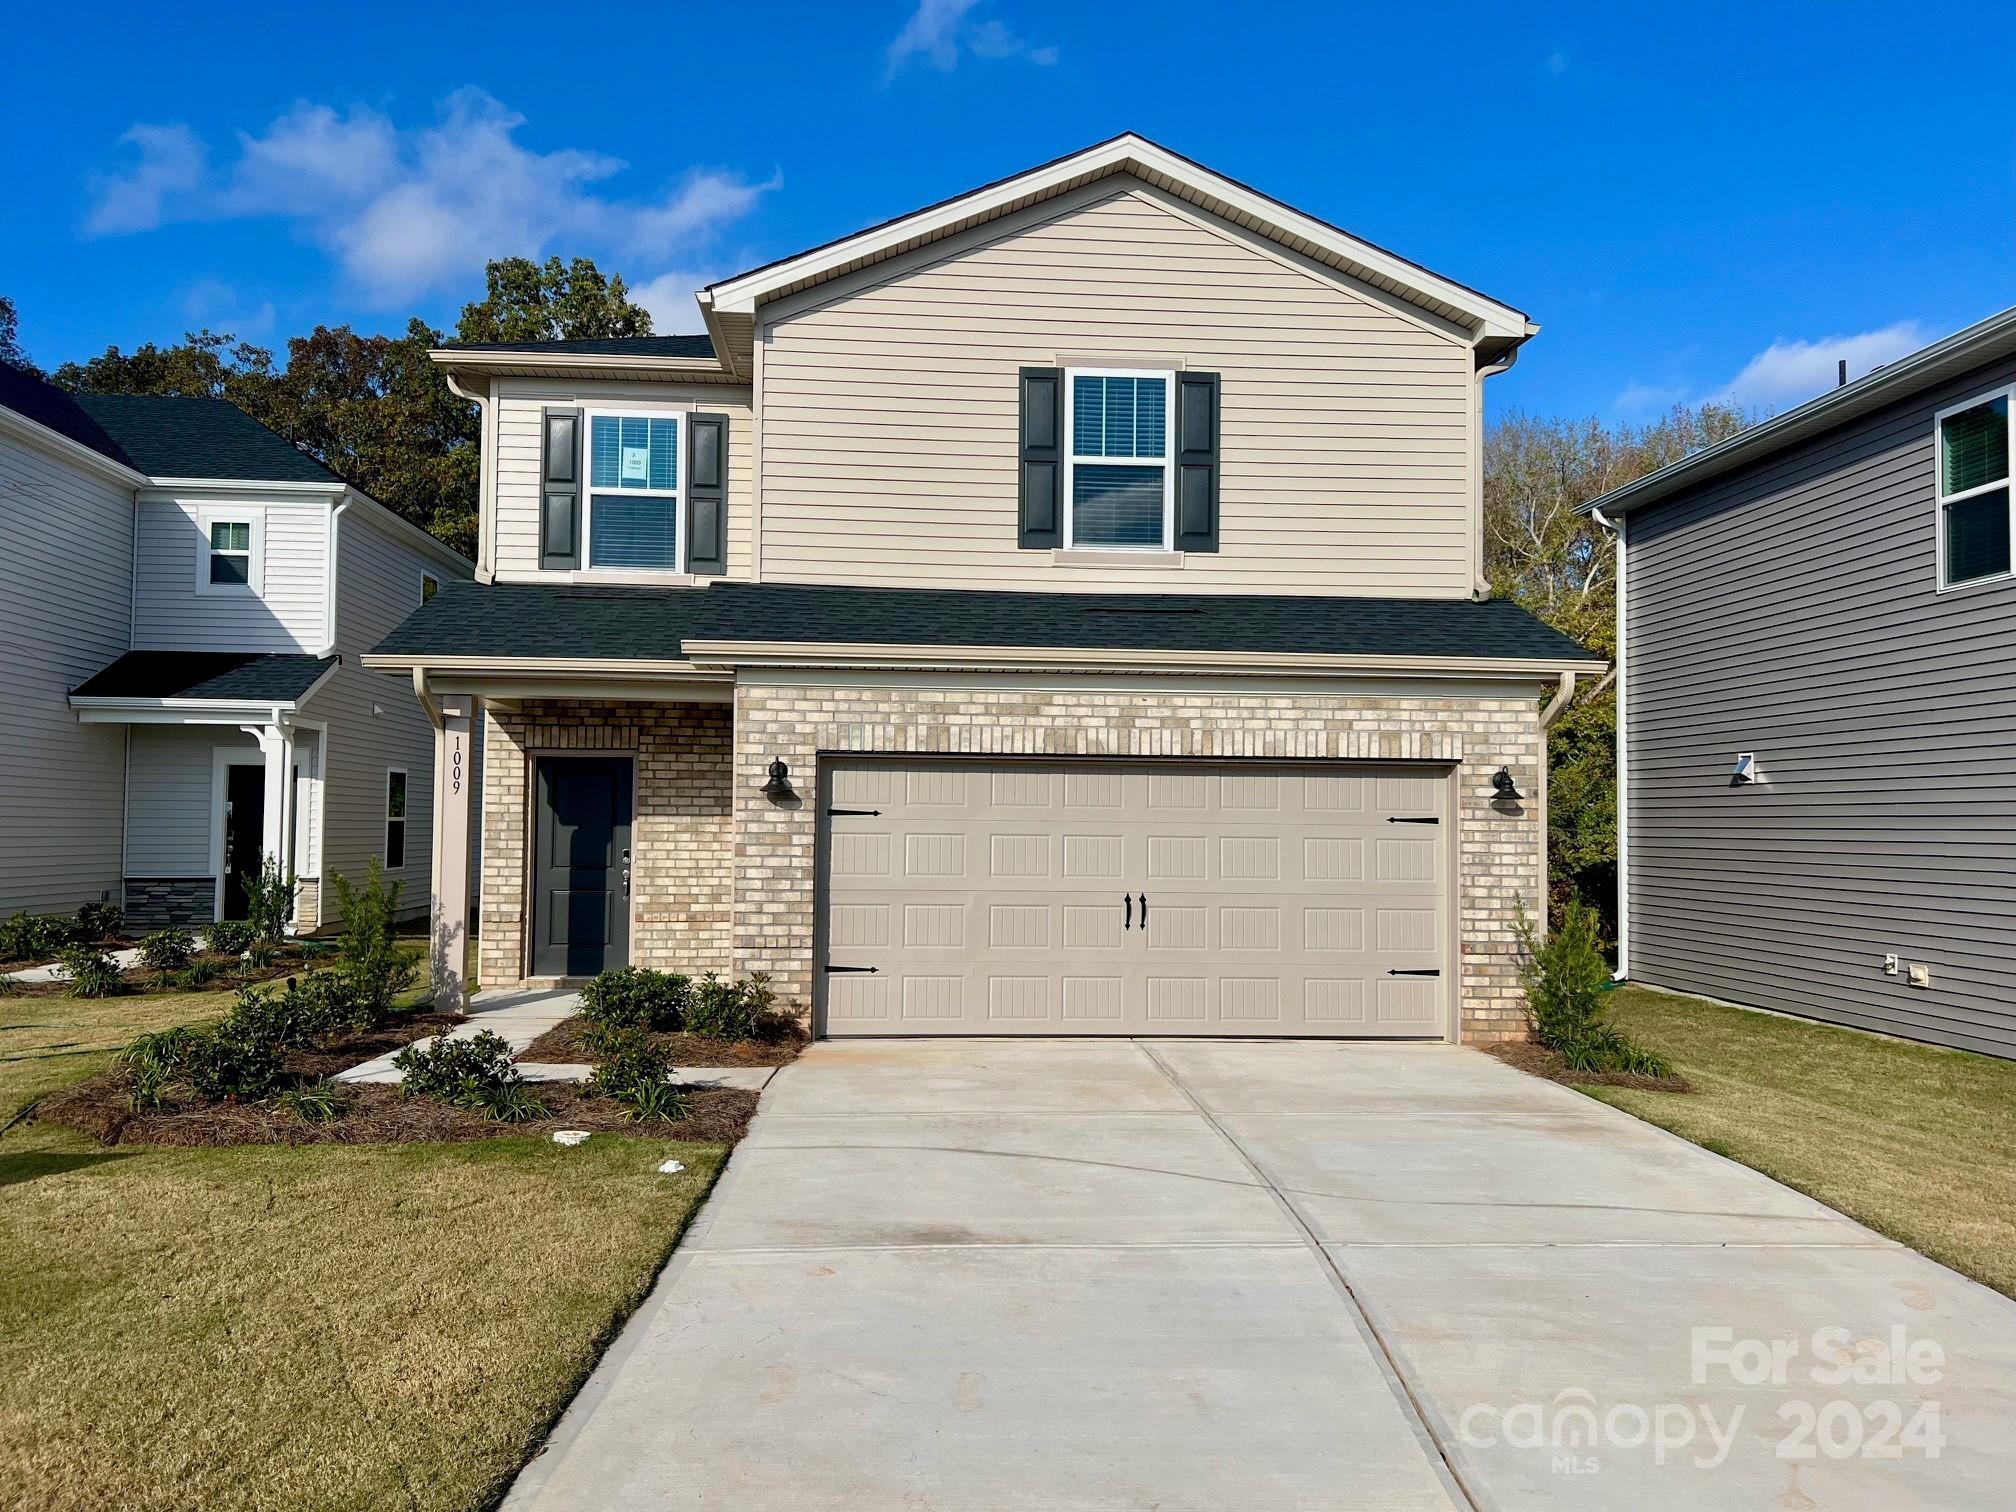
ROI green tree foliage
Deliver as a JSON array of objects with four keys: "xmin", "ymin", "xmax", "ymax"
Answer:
[
  {"xmin": 40, "ymin": 257, "xmax": 651, "ymax": 558},
  {"xmin": 0, "ymin": 295, "xmax": 38, "ymax": 373},
  {"xmin": 1484, "ymin": 403, "xmax": 1753, "ymax": 929}
]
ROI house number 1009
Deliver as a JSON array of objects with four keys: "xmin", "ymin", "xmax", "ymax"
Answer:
[{"xmin": 450, "ymin": 738, "xmax": 463, "ymax": 795}]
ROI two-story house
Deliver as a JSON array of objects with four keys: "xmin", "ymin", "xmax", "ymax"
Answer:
[
  {"xmin": 368, "ymin": 135, "xmax": 1602, "ymax": 1038},
  {"xmin": 0, "ymin": 364, "xmax": 472, "ymax": 933},
  {"xmin": 1585, "ymin": 306, "xmax": 2016, "ymax": 1060}
]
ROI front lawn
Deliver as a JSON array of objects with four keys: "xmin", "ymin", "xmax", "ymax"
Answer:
[
  {"xmin": 0, "ymin": 981, "xmax": 730, "ymax": 1511},
  {"xmin": 1579, "ymin": 987, "xmax": 2016, "ymax": 1299}
]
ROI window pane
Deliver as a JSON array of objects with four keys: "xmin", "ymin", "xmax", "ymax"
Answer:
[
  {"xmin": 589, "ymin": 493, "xmax": 678, "ymax": 568},
  {"xmin": 1072, "ymin": 464, "xmax": 1166, "ymax": 547},
  {"xmin": 385, "ymin": 820, "xmax": 406, "ymax": 871},
  {"xmin": 210, "ymin": 521, "xmax": 250, "ymax": 551},
  {"xmin": 590, "ymin": 415, "xmax": 678, "ymax": 490},
  {"xmin": 1072, "ymin": 377, "xmax": 1106, "ymax": 456},
  {"xmin": 209, "ymin": 552, "xmax": 249, "ymax": 585},
  {"xmin": 1072, "ymin": 376, "xmax": 1167, "ymax": 460},
  {"xmin": 386, "ymin": 770, "xmax": 407, "ymax": 819},
  {"xmin": 1943, "ymin": 398, "xmax": 2008, "ymax": 495},
  {"xmin": 1946, "ymin": 487, "xmax": 2010, "ymax": 584}
]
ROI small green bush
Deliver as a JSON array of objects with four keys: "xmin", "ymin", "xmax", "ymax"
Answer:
[
  {"xmin": 467, "ymin": 1082, "xmax": 551, "ymax": 1123},
  {"xmin": 117, "ymin": 1026, "xmax": 205, "ymax": 1110},
  {"xmin": 393, "ymin": 1029, "xmax": 527, "ymax": 1115},
  {"xmin": 329, "ymin": 859, "xmax": 416, "ymax": 1019},
  {"xmin": 138, "ymin": 927, "xmax": 196, "ymax": 974},
  {"xmin": 276, "ymin": 1080, "xmax": 352, "ymax": 1123},
  {"xmin": 0, "ymin": 911, "xmax": 67, "ymax": 962},
  {"xmin": 243, "ymin": 856, "xmax": 297, "ymax": 944},
  {"xmin": 184, "ymin": 1022, "xmax": 283, "ymax": 1102},
  {"xmin": 174, "ymin": 957, "xmax": 229, "ymax": 991},
  {"xmin": 580, "ymin": 967, "xmax": 692, "ymax": 1037},
  {"xmin": 584, "ymin": 1029, "xmax": 674, "ymax": 1099},
  {"xmin": 1517, "ymin": 900, "xmax": 1674, "ymax": 1078},
  {"xmin": 685, "ymin": 972, "xmax": 781, "ymax": 1041},
  {"xmin": 59, "ymin": 945, "xmax": 123, "ymax": 998},
  {"xmin": 75, "ymin": 900, "xmax": 124, "ymax": 941},
  {"xmin": 224, "ymin": 977, "xmax": 360, "ymax": 1050},
  {"xmin": 206, "ymin": 920, "xmax": 255, "ymax": 957},
  {"xmin": 617, "ymin": 1080, "xmax": 690, "ymax": 1123}
]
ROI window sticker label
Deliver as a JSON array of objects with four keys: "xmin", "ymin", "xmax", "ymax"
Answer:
[{"xmin": 621, "ymin": 444, "xmax": 650, "ymax": 483}]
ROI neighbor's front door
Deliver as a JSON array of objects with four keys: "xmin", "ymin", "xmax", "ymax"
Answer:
[
  {"xmin": 531, "ymin": 756, "xmax": 633, "ymax": 978},
  {"xmin": 222, "ymin": 763, "xmax": 266, "ymax": 919}
]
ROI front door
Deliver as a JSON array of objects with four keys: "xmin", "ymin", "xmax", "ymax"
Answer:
[
  {"xmin": 222, "ymin": 763, "xmax": 266, "ymax": 919},
  {"xmin": 532, "ymin": 756, "xmax": 633, "ymax": 978}
]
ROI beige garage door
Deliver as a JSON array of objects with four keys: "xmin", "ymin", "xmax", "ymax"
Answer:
[{"xmin": 820, "ymin": 759, "xmax": 1450, "ymax": 1038}]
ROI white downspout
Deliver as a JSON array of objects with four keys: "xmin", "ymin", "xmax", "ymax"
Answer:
[
  {"xmin": 1590, "ymin": 503, "xmax": 1628, "ymax": 981},
  {"xmin": 1471, "ymin": 343, "xmax": 1521, "ymax": 601},
  {"xmin": 444, "ymin": 370, "xmax": 494, "ymax": 582},
  {"xmin": 321, "ymin": 495, "xmax": 354, "ymax": 656}
]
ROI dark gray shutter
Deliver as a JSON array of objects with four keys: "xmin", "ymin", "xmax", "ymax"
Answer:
[
  {"xmin": 1173, "ymin": 371, "xmax": 1220, "ymax": 553},
  {"xmin": 1018, "ymin": 367, "xmax": 1063, "ymax": 549},
  {"xmin": 685, "ymin": 411, "xmax": 729, "ymax": 576},
  {"xmin": 540, "ymin": 407, "xmax": 582, "ymax": 570}
]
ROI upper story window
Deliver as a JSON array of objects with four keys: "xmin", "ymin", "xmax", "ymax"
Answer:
[
  {"xmin": 197, "ymin": 510, "xmax": 262, "ymax": 596},
  {"xmin": 586, "ymin": 412, "xmax": 681, "ymax": 571},
  {"xmin": 1065, "ymin": 370, "xmax": 1172, "ymax": 550},
  {"xmin": 420, "ymin": 571, "xmax": 440, "ymax": 604},
  {"xmin": 383, "ymin": 768, "xmax": 407, "ymax": 871},
  {"xmin": 1937, "ymin": 389, "xmax": 2013, "ymax": 590}
]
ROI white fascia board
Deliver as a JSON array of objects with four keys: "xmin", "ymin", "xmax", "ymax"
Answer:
[
  {"xmin": 358, "ymin": 652, "xmax": 727, "ymax": 678},
  {"xmin": 72, "ymin": 696, "xmax": 296, "ymax": 725},
  {"xmin": 677, "ymin": 639, "xmax": 1605, "ymax": 679},
  {"xmin": 707, "ymin": 134, "xmax": 1531, "ymax": 341},
  {"xmin": 426, "ymin": 348, "xmax": 734, "ymax": 379}
]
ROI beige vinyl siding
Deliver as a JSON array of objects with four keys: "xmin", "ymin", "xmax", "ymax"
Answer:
[
  {"xmin": 0, "ymin": 430, "xmax": 132, "ymax": 912},
  {"xmin": 132, "ymin": 494, "xmax": 327, "ymax": 651},
  {"xmin": 758, "ymin": 182, "xmax": 1476, "ymax": 596},
  {"xmin": 490, "ymin": 377, "xmax": 753, "ymax": 579}
]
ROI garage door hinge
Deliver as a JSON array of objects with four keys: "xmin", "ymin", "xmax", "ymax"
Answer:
[
  {"xmin": 825, "ymin": 964, "xmax": 879, "ymax": 973},
  {"xmin": 826, "ymin": 807, "xmax": 882, "ymax": 817},
  {"xmin": 1388, "ymin": 968, "xmax": 1441, "ymax": 977},
  {"xmin": 1387, "ymin": 815, "xmax": 1439, "ymax": 825}
]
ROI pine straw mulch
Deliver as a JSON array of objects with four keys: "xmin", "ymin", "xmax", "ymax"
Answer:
[
  {"xmin": 1483, "ymin": 1038, "xmax": 1692, "ymax": 1094},
  {"xmin": 3, "ymin": 949, "xmax": 329, "ymax": 1000},
  {"xmin": 518, "ymin": 1013, "xmax": 807, "ymax": 1069},
  {"xmin": 35, "ymin": 1077, "xmax": 759, "ymax": 1148}
]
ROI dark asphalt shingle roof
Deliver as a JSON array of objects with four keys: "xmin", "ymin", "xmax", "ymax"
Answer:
[
  {"xmin": 70, "ymin": 395, "xmax": 341, "ymax": 484},
  {"xmin": 373, "ymin": 581, "xmax": 1601, "ymax": 665},
  {"xmin": 0, "ymin": 364, "xmax": 139, "ymax": 469},
  {"xmin": 437, "ymin": 335, "xmax": 716, "ymax": 359},
  {"xmin": 71, "ymin": 651, "xmax": 338, "ymax": 702}
]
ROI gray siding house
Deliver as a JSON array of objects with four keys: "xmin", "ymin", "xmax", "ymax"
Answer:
[
  {"xmin": 0, "ymin": 365, "xmax": 472, "ymax": 930},
  {"xmin": 1586, "ymin": 308, "xmax": 2016, "ymax": 1058}
]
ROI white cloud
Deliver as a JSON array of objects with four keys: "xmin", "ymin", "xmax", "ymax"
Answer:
[
  {"xmin": 630, "ymin": 270, "xmax": 722, "ymax": 332},
  {"xmin": 83, "ymin": 90, "xmax": 777, "ymax": 314},
  {"xmin": 179, "ymin": 278, "xmax": 276, "ymax": 337},
  {"xmin": 1612, "ymin": 380, "xmax": 1687, "ymax": 414},
  {"xmin": 1714, "ymin": 322, "xmax": 1929, "ymax": 407},
  {"xmin": 886, "ymin": 0, "xmax": 1057, "ymax": 77}
]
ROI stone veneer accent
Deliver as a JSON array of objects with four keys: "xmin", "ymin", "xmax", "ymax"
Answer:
[
  {"xmin": 730, "ymin": 682, "xmax": 1545, "ymax": 1044},
  {"xmin": 479, "ymin": 700, "xmax": 733, "ymax": 987},
  {"xmin": 123, "ymin": 877, "xmax": 216, "ymax": 931}
]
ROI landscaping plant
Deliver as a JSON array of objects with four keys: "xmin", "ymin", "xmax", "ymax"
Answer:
[
  {"xmin": 58, "ymin": 945, "xmax": 123, "ymax": 999},
  {"xmin": 276, "ymin": 1080, "xmax": 353, "ymax": 1123},
  {"xmin": 580, "ymin": 966, "xmax": 692, "ymax": 1040},
  {"xmin": 138, "ymin": 927, "xmax": 196, "ymax": 975},
  {"xmin": 74, "ymin": 900, "xmax": 124, "ymax": 942},
  {"xmin": 686, "ymin": 971, "xmax": 781, "ymax": 1040},
  {"xmin": 242, "ymin": 855, "xmax": 297, "ymax": 945},
  {"xmin": 0, "ymin": 910, "xmax": 66, "ymax": 962},
  {"xmin": 330, "ymin": 858, "xmax": 416, "ymax": 1020},
  {"xmin": 206, "ymin": 920, "xmax": 255, "ymax": 957},
  {"xmin": 174, "ymin": 957, "xmax": 229, "ymax": 991},
  {"xmin": 1516, "ymin": 899, "xmax": 1674, "ymax": 1078},
  {"xmin": 393, "ymin": 1029, "xmax": 548, "ymax": 1121},
  {"xmin": 185, "ymin": 1022, "xmax": 284, "ymax": 1102}
]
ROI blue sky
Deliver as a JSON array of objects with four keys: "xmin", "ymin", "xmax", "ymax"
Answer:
[{"xmin": 4, "ymin": 0, "xmax": 2014, "ymax": 420}]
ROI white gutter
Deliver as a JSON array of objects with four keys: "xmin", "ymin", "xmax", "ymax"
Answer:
[
  {"xmin": 676, "ymin": 639, "xmax": 1605, "ymax": 679},
  {"xmin": 1590, "ymin": 503, "xmax": 1628, "ymax": 981},
  {"xmin": 1537, "ymin": 670, "xmax": 1577, "ymax": 730},
  {"xmin": 444, "ymin": 371, "xmax": 495, "ymax": 581},
  {"xmin": 321, "ymin": 497, "xmax": 353, "ymax": 655}
]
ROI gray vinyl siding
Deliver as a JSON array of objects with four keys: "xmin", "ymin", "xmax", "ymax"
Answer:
[
  {"xmin": 0, "ymin": 430, "xmax": 132, "ymax": 913},
  {"xmin": 124, "ymin": 724, "xmax": 260, "ymax": 877},
  {"xmin": 1624, "ymin": 349, "xmax": 2016, "ymax": 1058},
  {"xmin": 131, "ymin": 494, "xmax": 327, "ymax": 651}
]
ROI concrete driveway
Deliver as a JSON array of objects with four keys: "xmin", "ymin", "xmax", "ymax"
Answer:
[{"xmin": 506, "ymin": 1041, "xmax": 2016, "ymax": 1510}]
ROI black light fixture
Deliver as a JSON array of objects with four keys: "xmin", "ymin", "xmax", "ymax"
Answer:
[
  {"xmin": 1492, "ymin": 767, "xmax": 1524, "ymax": 803},
  {"xmin": 761, "ymin": 758, "xmax": 795, "ymax": 800}
]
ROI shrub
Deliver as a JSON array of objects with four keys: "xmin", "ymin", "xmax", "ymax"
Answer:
[
  {"xmin": 174, "ymin": 957, "xmax": 230, "ymax": 991},
  {"xmin": 59, "ymin": 945, "xmax": 123, "ymax": 999},
  {"xmin": 685, "ymin": 972, "xmax": 781, "ymax": 1041},
  {"xmin": 243, "ymin": 856, "xmax": 297, "ymax": 944},
  {"xmin": 393, "ymin": 1028, "xmax": 524, "ymax": 1109},
  {"xmin": 617, "ymin": 1080, "xmax": 690, "ymax": 1123},
  {"xmin": 0, "ymin": 911, "xmax": 66, "ymax": 962},
  {"xmin": 584, "ymin": 1029, "xmax": 674, "ymax": 1099},
  {"xmin": 1516, "ymin": 900, "xmax": 1674, "ymax": 1078},
  {"xmin": 580, "ymin": 967, "xmax": 691, "ymax": 1037},
  {"xmin": 467, "ymin": 1082, "xmax": 551, "ymax": 1123},
  {"xmin": 75, "ymin": 900, "xmax": 124, "ymax": 941},
  {"xmin": 117, "ymin": 1026, "xmax": 204, "ymax": 1110},
  {"xmin": 139, "ymin": 927, "xmax": 196, "ymax": 974},
  {"xmin": 206, "ymin": 920, "xmax": 255, "ymax": 957},
  {"xmin": 330, "ymin": 859, "xmax": 416, "ymax": 1018},
  {"xmin": 185, "ymin": 1022, "xmax": 284, "ymax": 1102},
  {"xmin": 224, "ymin": 977, "xmax": 360, "ymax": 1050},
  {"xmin": 276, "ymin": 1080, "xmax": 352, "ymax": 1123}
]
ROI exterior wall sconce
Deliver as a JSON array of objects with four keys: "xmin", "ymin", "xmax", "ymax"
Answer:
[
  {"xmin": 1491, "ymin": 767, "xmax": 1524, "ymax": 803},
  {"xmin": 761, "ymin": 758, "xmax": 795, "ymax": 800}
]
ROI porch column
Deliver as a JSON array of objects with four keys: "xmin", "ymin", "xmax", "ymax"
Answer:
[
  {"xmin": 241, "ymin": 722, "xmax": 293, "ymax": 886},
  {"xmin": 429, "ymin": 697, "xmax": 475, "ymax": 1013}
]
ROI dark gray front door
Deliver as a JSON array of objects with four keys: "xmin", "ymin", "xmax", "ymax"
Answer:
[
  {"xmin": 222, "ymin": 763, "xmax": 266, "ymax": 919},
  {"xmin": 532, "ymin": 756, "xmax": 632, "ymax": 978}
]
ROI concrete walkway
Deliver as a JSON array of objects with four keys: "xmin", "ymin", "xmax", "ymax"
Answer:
[{"xmin": 504, "ymin": 1039, "xmax": 2016, "ymax": 1511}]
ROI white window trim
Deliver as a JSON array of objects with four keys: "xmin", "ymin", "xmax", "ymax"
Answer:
[
  {"xmin": 420, "ymin": 569, "xmax": 441, "ymax": 604},
  {"xmin": 383, "ymin": 766, "xmax": 409, "ymax": 872},
  {"xmin": 1062, "ymin": 368, "xmax": 1175, "ymax": 553},
  {"xmin": 1934, "ymin": 383, "xmax": 2016, "ymax": 594},
  {"xmin": 196, "ymin": 507, "xmax": 265, "ymax": 596},
  {"xmin": 581, "ymin": 408, "xmax": 685, "ymax": 574}
]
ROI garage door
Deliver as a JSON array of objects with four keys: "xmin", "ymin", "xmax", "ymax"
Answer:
[{"xmin": 820, "ymin": 759, "xmax": 1450, "ymax": 1038}]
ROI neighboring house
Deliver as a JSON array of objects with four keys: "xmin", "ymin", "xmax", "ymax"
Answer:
[
  {"xmin": 368, "ymin": 134, "xmax": 1602, "ymax": 1037},
  {"xmin": 1584, "ymin": 307, "xmax": 2016, "ymax": 1059},
  {"xmin": 0, "ymin": 365, "xmax": 473, "ymax": 931}
]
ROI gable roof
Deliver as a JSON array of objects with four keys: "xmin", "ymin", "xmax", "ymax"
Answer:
[
  {"xmin": 0, "ymin": 363, "xmax": 141, "ymax": 471},
  {"xmin": 703, "ymin": 134, "xmax": 1534, "ymax": 345},
  {"xmin": 1583, "ymin": 304, "xmax": 2016, "ymax": 519},
  {"xmin": 70, "ymin": 394, "xmax": 342, "ymax": 484}
]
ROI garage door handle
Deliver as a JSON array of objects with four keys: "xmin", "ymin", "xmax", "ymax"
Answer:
[
  {"xmin": 1139, "ymin": 892, "xmax": 1147, "ymax": 925},
  {"xmin": 1124, "ymin": 893, "xmax": 1132, "ymax": 930},
  {"xmin": 827, "ymin": 807, "xmax": 881, "ymax": 817},
  {"xmin": 1388, "ymin": 968, "xmax": 1441, "ymax": 977},
  {"xmin": 826, "ymin": 964, "xmax": 879, "ymax": 974},
  {"xmin": 1388, "ymin": 816, "xmax": 1439, "ymax": 825}
]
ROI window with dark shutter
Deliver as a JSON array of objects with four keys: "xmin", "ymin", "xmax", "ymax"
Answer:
[
  {"xmin": 539, "ymin": 407, "xmax": 582, "ymax": 570},
  {"xmin": 686, "ymin": 412, "xmax": 729, "ymax": 575},
  {"xmin": 1018, "ymin": 367, "xmax": 1063, "ymax": 549},
  {"xmin": 1173, "ymin": 371, "xmax": 1220, "ymax": 553}
]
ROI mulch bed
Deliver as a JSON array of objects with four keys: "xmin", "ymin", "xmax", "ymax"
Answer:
[
  {"xmin": 35, "ymin": 1078, "xmax": 758, "ymax": 1148},
  {"xmin": 3, "ymin": 949, "xmax": 330, "ymax": 999},
  {"xmin": 518, "ymin": 1014, "xmax": 807, "ymax": 1069},
  {"xmin": 1483, "ymin": 1038, "xmax": 1692, "ymax": 1094}
]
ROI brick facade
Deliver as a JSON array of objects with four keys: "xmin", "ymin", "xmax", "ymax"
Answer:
[
  {"xmin": 476, "ymin": 683, "xmax": 1543, "ymax": 1043},
  {"xmin": 479, "ymin": 700, "xmax": 733, "ymax": 987}
]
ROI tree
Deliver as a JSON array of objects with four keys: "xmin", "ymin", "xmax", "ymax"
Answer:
[
  {"xmin": 455, "ymin": 256, "xmax": 652, "ymax": 344},
  {"xmin": 52, "ymin": 329, "xmax": 277, "ymax": 407},
  {"xmin": 1483, "ymin": 403, "xmax": 1754, "ymax": 931},
  {"xmin": 0, "ymin": 295, "xmax": 37, "ymax": 373}
]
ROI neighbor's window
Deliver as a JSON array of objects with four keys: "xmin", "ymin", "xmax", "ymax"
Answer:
[
  {"xmin": 421, "ymin": 571, "xmax": 440, "ymax": 604},
  {"xmin": 204, "ymin": 517, "xmax": 256, "ymax": 590},
  {"xmin": 1938, "ymin": 391, "xmax": 2013, "ymax": 588},
  {"xmin": 586, "ymin": 413, "xmax": 681, "ymax": 570},
  {"xmin": 1065, "ymin": 370, "xmax": 1172, "ymax": 549},
  {"xmin": 384, "ymin": 769, "xmax": 407, "ymax": 870}
]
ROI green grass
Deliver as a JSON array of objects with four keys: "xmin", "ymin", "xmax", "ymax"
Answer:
[
  {"xmin": 0, "ymin": 963, "xmax": 728, "ymax": 1511},
  {"xmin": 1580, "ymin": 987, "xmax": 2016, "ymax": 1299}
]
